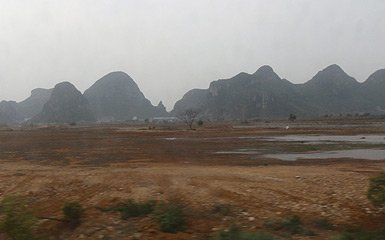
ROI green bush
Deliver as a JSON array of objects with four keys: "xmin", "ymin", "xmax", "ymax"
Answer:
[
  {"xmin": 264, "ymin": 215, "xmax": 314, "ymax": 235},
  {"xmin": 62, "ymin": 202, "xmax": 84, "ymax": 227},
  {"xmin": 313, "ymin": 217, "xmax": 334, "ymax": 230},
  {"xmin": 280, "ymin": 215, "xmax": 303, "ymax": 234},
  {"xmin": 333, "ymin": 229, "xmax": 385, "ymax": 240},
  {"xmin": 367, "ymin": 172, "xmax": 385, "ymax": 207},
  {"xmin": 155, "ymin": 202, "xmax": 186, "ymax": 233},
  {"xmin": 98, "ymin": 199, "xmax": 155, "ymax": 220},
  {"xmin": 210, "ymin": 204, "xmax": 232, "ymax": 216},
  {"xmin": 0, "ymin": 196, "xmax": 38, "ymax": 240},
  {"xmin": 213, "ymin": 225, "xmax": 277, "ymax": 240},
  {"xmin": 118, "ymin": 200, "xmax": 155, "ymax": 220}
]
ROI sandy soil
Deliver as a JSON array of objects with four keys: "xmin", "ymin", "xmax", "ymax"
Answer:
[{"xmin": 0, "ymin": 122, "xmax": 385, "ymax": 239}]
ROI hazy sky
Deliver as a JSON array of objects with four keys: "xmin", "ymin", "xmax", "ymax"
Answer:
[{"xmin": 1, "ymin": 0, "xmax": 385, "ymax": 109}]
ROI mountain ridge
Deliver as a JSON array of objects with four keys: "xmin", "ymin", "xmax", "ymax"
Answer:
[
  {"xmin": 173, "ymin": 64, "xmax": 385, "ymax": 119},
  {"xmin": 32, "ymin": 82, "xmax": 95, "ymax": 123},
  {"xmin": 1, "ymin": 64, "xmax": 385, "ymax": 124},
  {"xmin": 84, "ymin": 71, "xmax": 168, "ymax": 121}
]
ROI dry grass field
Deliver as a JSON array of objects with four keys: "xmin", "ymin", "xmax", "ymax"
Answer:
[{"xmin": 1, "ymin": 119, "xmax": 385, "ymax": 239}]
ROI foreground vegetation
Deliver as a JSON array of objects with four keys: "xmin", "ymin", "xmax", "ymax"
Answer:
[{"xmin": 0, "ymin": 192, "xmax": 384, "ymax": 239}]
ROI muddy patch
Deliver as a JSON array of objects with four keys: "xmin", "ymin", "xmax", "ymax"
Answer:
[
  {"xmin": 264, "ymin": 149, "xmax": 385, "ymax": 161},
  {"xmin": 264, "ymin": 135, "xmax": 385, "ymax": 144}
]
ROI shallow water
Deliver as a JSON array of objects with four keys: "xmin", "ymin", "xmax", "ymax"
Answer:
[
  {"xmin": 164, "ymin": 137, "xmax": 177, "ymax": 140},
  {"xmin": 264, "ymin": 149, "xmax": 385, "ymax": 161},
  {"xmin": 214, "ymin": 149, "xmax": 259, "ymax": 155},
  {"xmin": 264, "ymin": 135, "xmax": 385, "ymax": 144},
  {"xmin": 165, "ymin": 135, "xmax": 385, "ymax": 143}
]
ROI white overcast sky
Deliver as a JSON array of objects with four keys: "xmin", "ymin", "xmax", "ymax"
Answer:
[{"xmin": 1, "ymin": 0, "xmax": 385, "ymax": 109}]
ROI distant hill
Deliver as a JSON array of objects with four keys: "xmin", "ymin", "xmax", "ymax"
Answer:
[
  {"xmin": 32, "ymin": 82, "xmax": 95, "ymax": 123},
  {"xmin": 173, "ymin": 64, "xmax": 385, "ymax": 119},
  {"xmin": 17, "ymin": 88, "xmax": 52, "ymax": 120},
  {"xmin": 172, "ymin": 89, "xmax": 209, "ymax": 115},
  {"xmin": 0, "ymin": 101, "xmax": 23, "ymax": 124},
  {"xmin": 1, "ymin": 65, "xmax": 385, "ymax": 123},
  {"xmin": 1, "ymin": 88, "xmax": 52, "ymax": 124},
  {"xmin": 297, "ymin": 64, "xmax": 368, "ymax": 115},
  {"xmin": 173, "ymin": 65, "xmax": 307, "ymax": 119},
  {"xmin": 361, "ymin": 69, "xmax": 385, "ymax": 112},
  {"xmin": 84, "ymin": 71, "xmax": 168, "ymax": 121}
]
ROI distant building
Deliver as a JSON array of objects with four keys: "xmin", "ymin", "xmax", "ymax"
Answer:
[{"xmin": 151, "ymin": 117, "xmax": 179, "ymax": 123}]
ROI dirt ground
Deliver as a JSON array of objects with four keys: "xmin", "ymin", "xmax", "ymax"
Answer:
[{"xmin": 0, "ymin": 120, "xmax": 385, "ymax": 239}]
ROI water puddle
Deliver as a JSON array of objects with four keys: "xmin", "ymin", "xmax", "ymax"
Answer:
[
  {"xmin": 264, "ymin": 149, "xmax": 385, "ymax": 161},
  {"xmin": 214, "ymin": 149, "xmax": 259, "ymax": 155},
  {"xmin": 164, "ymin": 137, "xmax": 177, "ymax": 141},
  {"xmin": 163, "ymin": 137, "xmax": 243, "ymax": 142},
  {"xmin": 164, "ymin": 135, "xmax": 385, "ymax": 144},
  {"xmin": 264, "ymin": 135, "xmax": 385, "ymax": 144}
]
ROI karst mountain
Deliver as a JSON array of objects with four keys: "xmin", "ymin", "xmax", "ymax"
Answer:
[
  {"xmin": 84, "ymin": 71, "xmax": 168, "ymax": 121},
  {"xmin": 1, "ymin": 65, "xmax": 385, "ymax": 125},
  {"xmin": 173, "ymin": 64, "xmax": 385, "ymax": 119},
  {"xmin": 32, "ymin": 82, "xmax": 95, "ymax": 123}
]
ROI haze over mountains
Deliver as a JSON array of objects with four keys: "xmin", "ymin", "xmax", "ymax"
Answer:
[
  {"xmin": 174, "ymin": 64, "xmax": 385, "ymax": 119},
  {"xmin": 32, "ymin": 82, "xmax": 95, "ymax": 123},
  {"xmin": 84, "ymin": 72, "xmax": 168, "ymax": 121},
  {"xmin": 17, "ymin": 88, "xmax": 53, "ymax": 119},
  {"xmin": 1, "ymin": 64, "xmax": 384, "ymax": 125}
]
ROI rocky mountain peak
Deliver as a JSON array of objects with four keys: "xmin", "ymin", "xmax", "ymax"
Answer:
[
  {"xmin": 316, "ymin": 64, "xmax": 351, "ymax": 80},
  {"xmin": 90, "ymin": 71, "xmax": 139, "ymax": 89},
  {"xmin": 84, "ymin": 71, "xmax": 167, "ymax": 120},
  {"xmin": 306, "ymin": 64, "xmax": 358, "ymax": 87},
  {"xmin": 32, "ymin": 81, "xmax": 94, "ymax": 123},
  {"xmin": 17, "ymin": 88, "xmax": 52, "ymax": 120},
  {"xmin": 323, "ymin": 64, "xmax": 344, "ymax": 72},
  {"xmin": 31, "ymin": 88, "xmax": 49, "ymax": 96},
  {"xmin": 51, "ymin": 82, "xmax": 80, "ymax": 98},
  {"xmin": 254, "ymin": 65, "xmax": 274, "ymax": 74},
  {"xmin": 253, "ymin": 65, "xmax": 280, "ymax": 80},
  {"xmin": 365, "ymin": 69, "xmax": 385, "ymax": 84}
]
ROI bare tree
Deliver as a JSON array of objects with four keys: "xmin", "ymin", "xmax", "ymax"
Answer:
[{"xmin": 180, "ymin": 109, "xmax": 199, "ymax": 130}]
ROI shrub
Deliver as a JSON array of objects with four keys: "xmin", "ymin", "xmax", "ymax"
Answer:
[
  {"xmin": 118, "ymin": 200, "xmax": 155, "ymax": 220},
  {"xmin": 155, "ymin": 202, "xmax": 186, "ymax": 233},
  {"xmin": 264, "ymin": 215, "xmax": 312, "ymax": 235},
  {"xmin": 280, "ymin": 215, "xmax": 303, "ymax": 234},
  {"xmin": 313, "ymin": 217, "xmax": 334, "ymax": 230},
  {"xmin": 62, "ymin": 202, "xmax": 84, "ymax": 227},
  {"xmin": 210, "ymin": 204, "xmax": 232, "ymax": 216},
  {"xmin": 333, "ymin": 229, "xmax": 385, "ymax": 240},
  {"xmin": 213, "ymin": 225, "xmax": 277, "ymax": 240},
  {"xmin": 0, "ymin": 196, "xmax": 38, "ymax": 240},
  {"xmin": 98, "ymin": 199, "xmax": 155, "ymax": 220},
  {"xmin": 367, "ymin": 172, "xmax": 385, "ymax": 207}
]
